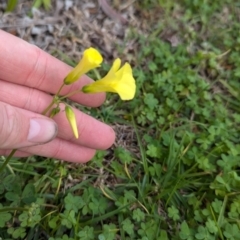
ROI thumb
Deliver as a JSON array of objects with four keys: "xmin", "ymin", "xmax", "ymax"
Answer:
[{"xmin": 0, "ymin": 102, "xmax": 58, "ymax": 149}]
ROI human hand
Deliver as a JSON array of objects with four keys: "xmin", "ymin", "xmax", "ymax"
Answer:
[{"xmin": 0, "ymin": 30, "xmax": 115, "ymax": 163}]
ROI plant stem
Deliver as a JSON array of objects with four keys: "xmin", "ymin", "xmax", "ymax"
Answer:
[
  {"xmin": 56, "ymin": 83, "xmax": 65, "ymax": 96},
  {"xmin": 41, "ymin": 100, "xmax": 55, "ymax": 115},
  {"xmin": 0, "ymin": 207, "xmax": 28, "ymax": 212},
  {"xmin": 42, "ymin": 83, "xmax": 65, "ymax": 115},
  {"xmin": 0, "ymin": 149, "xmax": 17, "ymax": 173},
  {"xmin": 59, "ymin": 89, "xmax": 82, "ymax": 100}
]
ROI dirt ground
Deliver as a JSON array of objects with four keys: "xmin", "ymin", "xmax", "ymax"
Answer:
[{"xmin": 0, "ymin": 0, "xmax": 147, "ymax": 63}]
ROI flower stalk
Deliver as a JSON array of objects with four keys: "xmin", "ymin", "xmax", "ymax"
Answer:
[{"xmin": 2, "ymin": 47, "xmax": 136, "ymax": 172}]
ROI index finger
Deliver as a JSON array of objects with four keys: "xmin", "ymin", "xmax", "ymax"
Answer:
[{"xmin": 0, "ymin": 30, "xmax": 105, "ymax": 107}]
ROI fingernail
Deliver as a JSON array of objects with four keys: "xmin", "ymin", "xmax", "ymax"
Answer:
[{"xmin": 28, "ymin": 118, "xmax": 58, "ymax": 143}]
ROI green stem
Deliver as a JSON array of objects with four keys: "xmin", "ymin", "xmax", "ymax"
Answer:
[
  {"xmin": 56, "ymin": 83, "xmax": 65, "ymax": 96},
  {"xmin": 0, "ymin": 207, "xmax": 28, "ymax": 212},
  {"xmin": 59, "ymin": 89, "xmax": 82, "ymax": 101},
  {"xmin": 41, "ymin": 100, "xmax": 55, "ymax": 115},
  {"xmin": 0, "ymin": 149, "xmax": 17, "ymax": 173},
  {"xmin": 42, "ymin": 83, "xmax": 65, "ymax": 115},
  {"xmin": 93, "ymin": 68, "xmax": 101, "ymax": 80}
]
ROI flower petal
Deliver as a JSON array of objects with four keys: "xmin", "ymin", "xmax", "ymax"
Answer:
[
  {"xmin": 64, "ymin": 48, "xmax": 103, "ymax": 85},
  {"xmin": 111, "ymin": 63, "xmax": 136, "ymax": 100},
  {"xmin": 65, "ymin": 106, "xmax": 79, "ymax": 138},
  {"xmin": 82, "ymin": 60, "xmax": 136, "ymax": 100}
]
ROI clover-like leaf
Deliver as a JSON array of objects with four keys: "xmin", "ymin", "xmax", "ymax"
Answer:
[
  {"xmin": 133, "ymin": 208, "xmax": 145, "ymax": 222},
  {"xmin": 122, "ymin": 218, "xmax": 134, "ymax": 236},
  {"xmin": 78, "ymin": 226, "xmax": 95, "ymax": 240},
  {"xmin": 0, "ymin": 212, "xmax": 11, "ymax": 228},
  {"xmin": 168, "ymin": 206, "xmax": 180, "ymax": 221},
  {"xmin": 22, "ymin": 183, "xmax": 36, "ymax": 204},
  {"xmin": 64, "ymin": 193, "xmax": 85, "ymax": 213}
]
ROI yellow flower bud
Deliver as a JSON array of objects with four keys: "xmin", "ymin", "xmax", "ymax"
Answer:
[
  {"xmin": 82, "ymin": 58, "xmax": 136, "ymax": 100},
  {"xmin": 65, "ymin": 106, "xmax": 78, "ymax": 138},
  {"xmin": 64, "ymin": 47, "xmax": 103, "ymax": 85}
]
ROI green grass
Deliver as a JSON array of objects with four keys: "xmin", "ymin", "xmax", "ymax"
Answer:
[{"xmin": 1, "ymin": 0, "xmax": 240, "ymax": 239}]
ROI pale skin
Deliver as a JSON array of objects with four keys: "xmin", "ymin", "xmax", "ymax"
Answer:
[{"xmin": 0, "ymin": 30, "xmax": 115, "ymax": 163}]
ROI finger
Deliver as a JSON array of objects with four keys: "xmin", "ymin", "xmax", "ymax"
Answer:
[
  {"xmin": 1, "ymin": 135, "xmax": 97, "ymax": 163},
  {"xmin": 0, "ymin": 101, "xmax": 58, "ymax": 149},
  {"xmin": 0, "ymin": 81, "xmax": 115, "ymax": 150},
  {"xmin": 0, "ymin": 30, "xmax": 105, "ymax": 107},
  {"xmin": 20, "ymin": 138, "xmax": 97, "ymax": 163},
  {"xmin": 0, "ymin": 139, "xmax": 95, "ymax": 162},
  {"xmin": 0, "ymin": 150, "xmax": 31, "ymax": 158}
]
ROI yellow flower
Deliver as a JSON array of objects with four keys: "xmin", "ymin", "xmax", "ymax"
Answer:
[
  {"xmin": 65, "ymin": 106, "xmax": 78, "ymax": 138},
  {"xmin": 82, "ymin": 58, "xmax": 136, "ymax": 100},
  {"xmin": 64, "ymin": 47, "xmax": 103, "ymax": 85}
]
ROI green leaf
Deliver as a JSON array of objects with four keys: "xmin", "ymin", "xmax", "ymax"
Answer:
[
  {"xmin": 148, "ymin": 61, "xmax": 158, "ymax": 72},
  {"xmin": 194, "ymin": 210, "xmax": 203, "ymax": 222},
  {"xmin": 19, "ymin": 204, "xmax": 41, "ymax": 228},
  {"xmin": 49, "ymin": 216, "xmax": 59, "ymax": 229},
  {"xmin": 133, "ymin": 208, "xmax": 145, "ymax": 222},
  {"xmin": 0, "ymin": 212, "xmax": 12, "ymax": 228},
  {"xmin": 114, "ymin": 147, "xmax": 133, "ymax": 164},
  {"xmin": 195, "ymin": 226, "xmax": 215, "ymax": 240},
  {"xmin": 78, "ymin": 226, "xmax": 95, "ymax": 240},
  {"xmin": 202, "ymin": 208, "xmax": 210, "ymax": 217},
  {"xmin": 6, "ymin": 0, "xmax": 18, "ymax": 12},
  {"xmin": 3, "ymin": 175, "xmax": 16, "ymax": 191},
  {"xmin": 89, "ymin": 197, "xmax": 108, "ymax": 215},
  {"xmin": 61, "ymin": 218, "xmax": 72, "ymax": 229},
  {"xmin": 211, "ymin": 199, "xmax": 222, "ymax": 214},
  {"xmin": 8, "ymin": 227, "xmax": 26, "ymax": 239},
  {"xmin": 160, "ymin": 230, "xmax": 169, "ymax": 240},
  {"xmin": 146, "ymin": 144, "xmax": 160, "ymax": 158},
  {"xmin": 206, "ymin": 219, "xmax": 218, "ymax": 234},
  {"xmin": 110, "ymin": 161, "xmax": 126, "ymax": 178},
  {"xmin": 144, "ymin": 93, "xmax": 159, "ymax": 110},
  {"xmin": 5, "ymin": 192, "xmax": 20, "ymax": 202},
  {"xmin": 228, "ymin": 197, "xmax": 240, "ymax": 218},
  {"xmin": 43, "ymin": 0, "xmax": 51, "ymax": 10},
  {"xmin": 98, "ymin": 224, "xmax": 117, "ymax": 240},
  {"xmin": 122, "ymin": 218, "xmax": 134, "ymax": 236},
  {"xmin": 138, "ymin": 221, "xmax": 159, "ymax": 239},
  {"xmin": 146, "ymin": 110, "xmax": 156, "ymax": 121},
  {"xmin": 33, "ymin": 0, "xmax": 43, "ymax": 8},
  {"xmin": 179, "ymin": 221, "xmax": 194, "ymax": 240},
  {"xmin": 60, "ymin": 210, "xmax": 76, "ymax": 229},
  {"xmin": 18, "ymin": 211, "xmax": 28, "ymax": 227},
  {"xmin": 223, "ymin": 223, "xmax": 240, "ymax": 239},
  {"xmin": 167, "ymin": 206, "xmax": 180, "ymax": 221},
  {"xmin": 22, "ymin": 183, "xmax": 36, "ymax": 204},
  {"xmin": 62, "ymin": 235, "xmax": 75, "ymax": 240},
  {"xmin": 149, "ymin": 163, "xmax": 162, "ymax": 177},
  {"xmin": 64, "ymin": 193, "xmax": 85, "ymax": 213}
]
